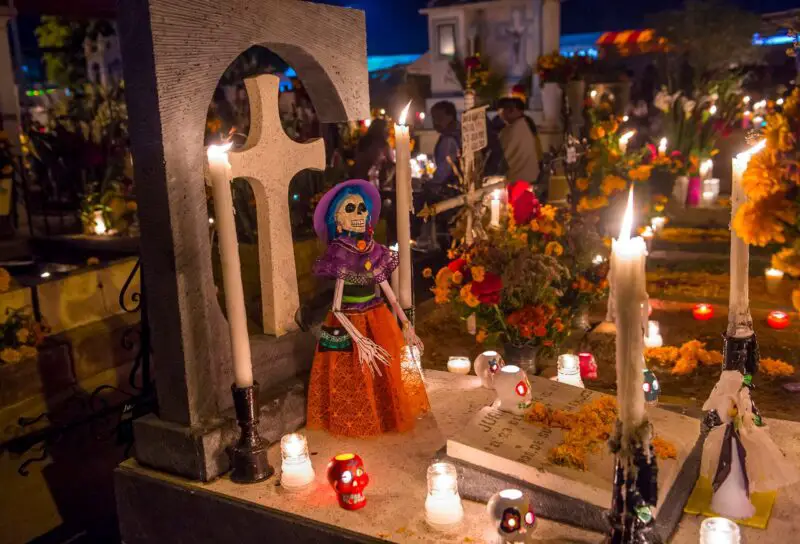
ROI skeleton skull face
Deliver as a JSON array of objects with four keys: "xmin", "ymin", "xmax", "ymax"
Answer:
[
  {"xmin": 487, "ymin": 489, "xmax": 536, "ymax": 543},
  {"xmin": 474, "ymin": 351, "xmax": 505, "ymax": 389},
  {"xmin": 327, "ymin": 453, "xmax": 369, "ymax": 510},
  {"xmin": 494, "ymin": 365, "xmax": 532, "ymax": 415},
  {"xmin": 335, "ymin": 194, "xmax": 368, "ymax": 233}
]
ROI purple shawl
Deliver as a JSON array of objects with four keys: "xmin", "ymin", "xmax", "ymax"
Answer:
[{"xmin": 313, "ymin": 236, "xmax": 398, "ymax": 286}]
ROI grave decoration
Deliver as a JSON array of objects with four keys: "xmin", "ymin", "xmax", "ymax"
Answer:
[
  {"xmin": 424, "ymin": 461, "xmax": 464, "ymax": 530},
  {"xmin": 393, "ymin": 103, "xmax": 415, "ymax": 323},
  {"xmin": 306, "ymin": 180, "xmax": 429, "ymax": 437},
  {"xmin": 327, "ymin": 453, "xmax": 369, "ymax": 511},
  {"xmin": 279, "ymin": 433, "xmax": 315, "ymax": 491},
  {"xmin": 487, "ymin": 489, "xmax": 537, "ymax": 543},
  {"xmin": 494, "ymin": 365, "xmax": 533, "ymax": 415},
  {"xmin": 474, "ymin": 350, "xmax": 505, "ymax": 389}
]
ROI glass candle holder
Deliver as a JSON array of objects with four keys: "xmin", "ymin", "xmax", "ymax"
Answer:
[
  {"xmin": 651, "ymin": 216, "xmax": 667, "ymax": 232},
  {"xmin": 578, "ymin": 352, "xmax": 598, "ymax": 380},
  {"xmin": 702, "ymin": 178, "xmax": 720, "ymax": 207},
  {"xmin": 474, "ymin": 350, "xmax": 505, "ymax": 389},
  {"xmin": 447, "ymin": 356, "xmax": 471, "ymax": 375},
  {"xmin": 699, "ymin": 517, "xmax": 741, "ymax": 544},
  {"xmin": 766, "ymin": 310, "xmax": 790, "ymax": 330},
  {"xmin": 644, "ymin": 320, "xmax": 663, "ymax": 348},
  {"xmin": 693, "ymin": 303, "xmax": 714, "ymax": 321},
  {"xmin": 557, "ymin": 354, "xmax": 584, "ymax": 388},
  {"xmin": 765, "ymin": 267, "xmax": 784, "ymax": 295},
  {"xmin": 280, "ymin": 433, "xmax": 315, "ymax": 490},
  {"xmin": 425, "ymin": 462, "xmax": 464, "ymax": 530}
]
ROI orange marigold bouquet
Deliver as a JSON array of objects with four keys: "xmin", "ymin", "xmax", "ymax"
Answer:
[
  {"xmin": 731, "ymin": 88, "xmax": 800, "ymax": 310},
  {"xmin": 0, "ymin": 307, "xmax": 49, "ymax": 365},
  {"xmin": 428, "ymin": 186, "xmax": 607, "ymax": 353}
]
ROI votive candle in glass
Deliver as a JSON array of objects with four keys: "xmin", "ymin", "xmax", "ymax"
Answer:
[
  {"xmin": 699, "ymin": 517, "xmax": 741, "ymax": 544},
  {"xmin": 447, "ymin": 356, "xmax": 471, "ymax": 375},
  {"xmin": 693, "ymin": 304, "xmax": 714, "ymax": 321},
  {"xmin": 765, "ymin": 267, "xmax": 784, "ymax": 295},
  {"xmin": 651, "ymin": 216, "xmax": 667, "ymax": 232},
  {"xmin": 556, "ymin": 354, "xmax": 584, "ymax": 388},
  {"xmin": 767, "ymin": 310, "xmax": 790, "ymax": 330},
  {"xmin": 280, "ymin": 433, "xmax": 315, "ymax": 490},
  {"xmin": 425, "ymin": 461, "xmax": 464, "ymax": 530},
  {"xmin": 644, "ymin": 320, "xmax": 663, "ymax": 348}
]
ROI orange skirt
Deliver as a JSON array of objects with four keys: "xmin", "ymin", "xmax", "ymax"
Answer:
[{"xmin": 307, "ymin": 304, "xmax": 430, "ymax": 437}]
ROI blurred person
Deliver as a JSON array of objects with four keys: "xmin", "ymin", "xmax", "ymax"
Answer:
[
  {"xmin": 351, "ymin": 119, "xmax": 392, "ymax": 186},
  {"xmin": 497, "ymin": 97, "xmax": 541, "ymax": 185}
]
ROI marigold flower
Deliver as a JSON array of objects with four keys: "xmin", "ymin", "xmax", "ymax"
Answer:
[
  {"xmin": 0, "ymin": 348, "xmax": 22, "ymax": 364},
  {"xmin": 765, "ymin": 112, "xmax": 795, "ymax": 152},
  {"xmin": 452, "ymin": 271, "xmax": 463, "ymax": 284},
  {"xmin": 742, "ymin": 150, "xmax": 785, "ymax": 202},
  {"xmin": 627, "ymin": 164, "xmax": 653, "ymax": 182},
  {"xmin": 600, "ymin": 175, "xmax": 627, "ymax": 196},
  {"xmin": 19, "ymin": 345, "xmax": 38, "ymax": 360},
  {"xmin": 590, "ymin": 126, "xmax": 606, "ymax": 140},
  {"xmin": 577, "ymin": 195, "xmax": 609, "ymax": 213},
  {"xmin": 470, "ymin": 266, "xmax": 486, "ymax": 283},
  {"xmin": 459, "ymin": 283, "xmax": 481, "ymax": 308},
  {"xmin": 576, "ymin": 177, "xmax": 589, "ymax": 191},
  {"xmin": 772, "ymin": 248, "xmax": 800, "ymax": 277},
  {"xmin": 544, "ymin": 241, "xmax": 564, "ymax": 257},
  {"xmin": 476, "ymin": 329, "xmax": 488, "ymax": 343},
  {"xmin": 733, "ymin": 196, "xmax": 795, "ymax": 247},
  {"xmin": 760, "ymin": 357, "xmax": 795, "ymax": 377},
  {"xmin": 16, "ymin": 329, "xmax": 29, "ymax": 343}
]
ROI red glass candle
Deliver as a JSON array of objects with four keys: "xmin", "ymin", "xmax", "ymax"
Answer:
[
  {"xmin": 767, "ymin": 311, "xmax": 790, "ymax": 330},
  {"xmin": 578, "ymin": 352, "xmax": 598, "ymax": 380},
  {"xmin": 692, "ymin": 303, "xmax": 714, "ymax": 321}
]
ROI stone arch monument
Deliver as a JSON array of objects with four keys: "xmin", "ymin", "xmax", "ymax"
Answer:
[{"xmin": 119, "ymin": 0, "xmax": 368, "ymax": 481}]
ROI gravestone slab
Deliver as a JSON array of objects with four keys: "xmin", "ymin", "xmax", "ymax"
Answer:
[{"xmin": 444, "ymin": 376, "xmax": 703, "ymax": 540}]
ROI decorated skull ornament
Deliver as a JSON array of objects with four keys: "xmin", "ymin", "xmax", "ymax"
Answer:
[
  {"xmin": 487, "ymin": 489, "xmax": 536, "ymax": 543},
  {"xmin": 335, "ymin": 194, "xmax": 368, "ymax": 233},
  {"xmin": 642, "ymin": 368, "xmax": 660, "ymax": 405},
  {"xmin": 494, "ymin": 365, "xmax": 532, "ymax": 415},
  {"xmin": 327, "ymin": 453, "xmax": 369, "ymax": 510},
  {"xmin": 474, "ymin": 350, "xmax": 505, "ymax": 389}
]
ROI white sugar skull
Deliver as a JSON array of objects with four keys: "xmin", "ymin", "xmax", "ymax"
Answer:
[
  {"xmin": 474, "ymin": 350, "xmax": 505, "ymax": 389},
  {"xmin": 487, "ymin": 489, "xmax": 536, "ymax": 543},
  {"xmin": 494, "ymin": 365, "xmax": 532, "ymax": 415},
  {"xmin": 335, "ymin": 194, "xmax": 368, "ymax": 233}
]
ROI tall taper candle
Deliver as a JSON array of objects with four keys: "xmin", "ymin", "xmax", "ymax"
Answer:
[
  {"xmin": 728, "ymin": 140, "xmax": 765, "ymax": 337},
  {"xmin": 612, "ymin": 187, "xmax": 648, "ymax": 438},
  {"xmin": 208, "ymin": 144, "xmax": 253, "ymax": 388},
  {"xmin": 394, "ymin": 101, "xmax": 414, "ymax": 309}
]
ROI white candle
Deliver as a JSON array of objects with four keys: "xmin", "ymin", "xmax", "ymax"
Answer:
[
  {"xmin": 490, "ymin": 190, "xmax": 501, "ymax": 228},
  {"xmin": 619, "ymin": 130, "xmax": 635, "ymax": 154},
  {"xmin": 557, "ymin": 354, "xmax": 584, "ymax": 388},
  {"xmin": 700, "ymin": 159, "xmax": 714, "ymax": 179},
  {"xmin": 702, "ymin": 178, "xmax": 720, "ymax": 207},
  {"xmin": 280, "ymin": 433, "xmax": 315, "ymax": 490},
  {"xmin": 93, "ymin": 211, "xmax": 108, "ymax": 235},
  {"xmin": 699, "ymin": 517, "xmax": 741, "ymax": 544},
  {"xmin": 425, "ymin": 462, "xmax": 464, "ymax": 529},
  {"xmin": 658, "ymin": 137, "xmax": 668, "ymax": 155},
  {"xmin": 612, "ymin": 187, "xmax": 648, "ymax": 438},
  {"xmin": 447, "ymin": 356, "xmax": 471, "ymax": 375},
  {"xmin": 765, "ymin": 267, "xmax": 784, "ymax": 295},
  {"xmin": 729, "ymin": 140, "xmax": 766, "ymax": 337},
  {"xmin": 395, "ymin": 102, "xmax": 414, "ymax": 310},
  {"xmin": 207, "ymin": 144, "xmax": 253, "ymax": 388},
  {"xmin": 644, "ymin": 320, "xmax": 663, "ymax": 348}
]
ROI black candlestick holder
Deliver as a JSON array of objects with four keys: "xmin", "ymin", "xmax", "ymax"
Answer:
[
  {"xmin": 721, "ymin": 332, "xmax": 761, "ymax": 420},
  {"xmin": 607, "ymin": 421, "xmax": 661, "ymax": 544},
  {"xmin": 230, "ymin": 382, "xmax": 273, "ymax": 484}
]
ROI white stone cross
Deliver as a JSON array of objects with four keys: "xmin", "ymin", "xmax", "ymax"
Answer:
[
  {"xmin": 228, "ymin": 74, "xmax": 325, "ymax": 337},
  {"xmin": 497, "ymin": 7, "xmax": 537, "ymax": 77}
]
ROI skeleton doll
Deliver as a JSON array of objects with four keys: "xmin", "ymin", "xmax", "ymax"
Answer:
[{"xmin": 306, "ymin": 180, "xmax": 430, "ymax": 437}]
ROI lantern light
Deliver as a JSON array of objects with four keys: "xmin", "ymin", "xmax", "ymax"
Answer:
[
  {"xmin": 556, "ymin": 354, "xmax": 584, "ymax": 388},
  {"xmin": 280, "ymin": 433, "xmax": 315, "ymax": 490},
  {"xmin": 425, "ymin": 462, "xmax": 464, "ymax": 530},
  {"xmin": 447, "ymin": 356, "xmax": 471, "ymax": 375}
]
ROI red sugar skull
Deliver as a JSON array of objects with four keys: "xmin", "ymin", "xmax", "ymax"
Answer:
[{"xmin": 327, "ymin": 453, "xmax": 369, "ymax": 510}]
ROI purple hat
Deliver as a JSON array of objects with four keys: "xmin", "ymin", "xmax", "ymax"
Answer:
[{"xmin": 313, "ymin": 179, "xmax": 382, "ymax": 244}]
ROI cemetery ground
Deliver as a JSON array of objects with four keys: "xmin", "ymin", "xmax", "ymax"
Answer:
[{"xmin": 417, "ymin": 209, "xmax": 800, "ymax": 423}]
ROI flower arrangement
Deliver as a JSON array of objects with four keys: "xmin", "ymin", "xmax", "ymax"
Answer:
[
  {"xmin": 0, "ymin": 307, "xmax": 49, "ymax": 365},
  {"xmin": 536, "ymin": 51, "xmax": 575, "ymax": 85},
  {"xmin": 449, "ymin": 54, "xmax": 505, "ymax": 105},
  {"xmin": 645, "ymin": 340, "xmax": 795, "ymax": 378},
  {"xmin": 731, "ymin": 88, "xmax": 800, "ymax": 310},
  {"xmin": 428, "ymin": 185, "xmax": 607, "ymax": 353}
]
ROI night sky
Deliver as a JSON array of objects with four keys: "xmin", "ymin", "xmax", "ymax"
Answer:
[{"xmin": 320, "ymin": 0, "xmax": 800, "ymax": 55}]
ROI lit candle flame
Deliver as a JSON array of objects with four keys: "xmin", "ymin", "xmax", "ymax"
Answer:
[
  {"xmin": 619, "ymin": 185, "xmax": 634, "ymax": 242},
  {"xmin": 398, "ymin": 100, "xmax": 412, "ymax": 125},
  {"xmin": 619, "ymin": 130, "xmax": 635, "ymax": 146},
  {"xmin": 735, "ymin": 139, "xmax": 766, "ymax": 163},
  {"xmin": 207, "ymin": 142, "xmax": 233, "ymax": 164},
  {"xmin": 658, "ymin": 137, "xmax": 667, "ymax": 154}
]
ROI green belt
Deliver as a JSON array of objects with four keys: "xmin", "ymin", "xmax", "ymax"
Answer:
[{"xmin": 342, "ymin": 293, "xmax": 376, "ymax": 303}]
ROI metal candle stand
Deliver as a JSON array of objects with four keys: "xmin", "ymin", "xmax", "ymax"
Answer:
[
  {"xmin": 721, "ymin": 333, "xmax": 761, "ymax": 418},
  {"xmin": 607, "ymin": 422, "xmax": 661, "ymax": 544},
  {"xmin": 230, "ymin": 382, "xmax": 274, "ymax": 484}
]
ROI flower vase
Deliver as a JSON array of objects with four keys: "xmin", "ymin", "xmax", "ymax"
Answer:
[
  {"xmin": 686, "ymin": 176, "xmax": 702, "ymax": 208},
  {"xmin": 572, "ymin": 306, "xmax": 591, "ymax": 331},
  {"xmin": 542, "ymin": 83, "xmax": 563, "ymax": 130},
  {"xmin": 503, "ymin": 343, "xmax": 539, "ymax": 376},
  {"xmin": 672, "ymin": 176, "xmax": 689, "ymax": 209}
]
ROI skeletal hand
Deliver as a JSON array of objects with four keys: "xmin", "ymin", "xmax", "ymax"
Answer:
[
  {"xmin": 403, "ymin": 324, "xmax": 424, "ymax": 356},
  {"xmin": 354, "ymin": 336, "xmax": 391, "ymax": 377}
]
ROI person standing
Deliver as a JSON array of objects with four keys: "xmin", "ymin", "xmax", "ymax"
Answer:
[{"xmin": 497, "ymin": 97, "xmax": 542, "ymax": 185}]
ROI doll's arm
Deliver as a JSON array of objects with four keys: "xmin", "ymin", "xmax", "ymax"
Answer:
[
  {"xmin": 332, "ymin": 278, "xmax": 390, "ymax": 376},
  {"xmin": 379, "ymin": 281, "xmax": 424, "ymax": 354}
]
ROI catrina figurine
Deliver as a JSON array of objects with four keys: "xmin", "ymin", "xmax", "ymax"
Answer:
[
  {"xmin": 306, "ymin": 180, "xmax": 430, "ymax": 437},
  {"xmin": 700, "ymin": 370, "xmax": 799, "ymax": 519}
]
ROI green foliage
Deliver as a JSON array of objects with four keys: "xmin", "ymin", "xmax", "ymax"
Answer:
[{"xmin": 35, "ymin": 17, "xmax": 116, "ymax": 86}]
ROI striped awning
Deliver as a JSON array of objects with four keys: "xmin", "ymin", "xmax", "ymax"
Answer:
[{"xmin": 596, "ymin": 29, "xmax": 656, "ymax": 47}]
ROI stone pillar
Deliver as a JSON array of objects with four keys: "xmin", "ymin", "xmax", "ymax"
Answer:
[
  {"xmin": 542, "ymin": 0, "xmax": 560, "ymax": 57},
  {"xmin": 117, "ymin": 0, "xmax": 368, "ymax": 481},
  {"xmin": 0, "ymin": 9, "xmax": 20, "ymax": 148}
]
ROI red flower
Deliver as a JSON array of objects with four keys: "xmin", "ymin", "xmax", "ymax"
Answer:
[
  {"xmin": 465, "ymin": 56, "xmax": 480, "ymax": 70},
  {"xmin": 512, "ymin": 191, "xmax": 541, "ymax": 224},
  {"xmin": 507, "ymin": 180, "xmax": 532, "ymax": 204},
  {"xmin": 533, "ymin": 325, "xmax": 547, "ymax": 337},
  {"xmin": 670, "ymin": 150, "xmax": 682, "ymax": 159},
  {"xmin": 471, "ymin": 272, "xmax": 503, "ymax": 304},
  {"xmin": 447, "ymin": 258, "xmax": 467, "ymax": 273},
  {"xmin": 645, "ymin": 143, "xmax": 657, "ymax": 160}
]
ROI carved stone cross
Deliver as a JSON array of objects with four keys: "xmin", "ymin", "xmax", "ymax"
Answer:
[{"xmin": 228, "ymin": 74, "xmax": 325, "ymax": 337}]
